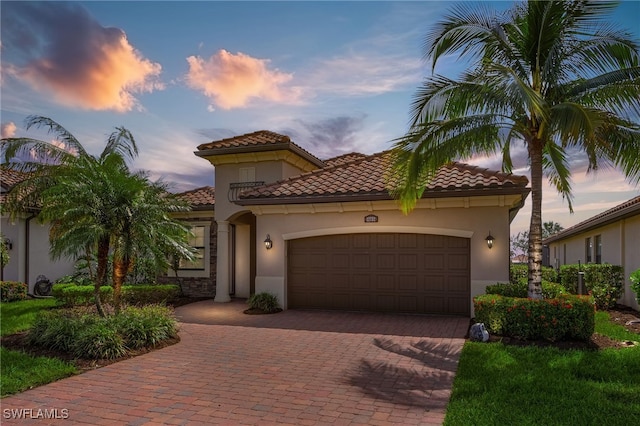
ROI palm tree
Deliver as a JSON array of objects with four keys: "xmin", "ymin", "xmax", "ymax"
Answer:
[
  {"xmin": 391, "ymin": 0, "xmax": 640, "ymax": 298},
  {"xmin": 1, "ymin": 116, "xmax": 193, "ymax": 314}
]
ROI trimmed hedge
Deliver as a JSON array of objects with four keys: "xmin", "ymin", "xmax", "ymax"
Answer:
[
  {"xmin": 486, "ymin": 280, "xmax": 567, "ymax": 299},
  {"xmin": 559, "ymin": 264, "xmax": 623, "ymax": 309},
  {"xmin": 28, "ymin": 305, "xmax": 178, "ymax": 359},
  {"xmin": 52, "ymin": 284, "xmax": 181, "ymax": 307},
  {"xmin": 0, "ymin": 281, "xmax": 28, "ymax": 302},
  {"xmin": 510, "ymin": 263, "xmax": 558, "ymax": 283},
  {"xmin": 474, "ymin": 294, "xmax": 595, "ymax": 341}
]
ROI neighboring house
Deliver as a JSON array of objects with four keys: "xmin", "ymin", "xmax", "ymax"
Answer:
[
  {"xmin": 0, "ymin": 167, "xmax": 75, "ymax": 293},
  {"xmin": 194, "ymin": 130, "xmax": 531, "ymax": 316},
  {"xmin": 543, "ymin": 196, "xmax": 640, "ymax": 310}
]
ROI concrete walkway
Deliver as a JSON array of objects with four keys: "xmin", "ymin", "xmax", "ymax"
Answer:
[{"xmin": 2, "ymin": 300, "xmax": 469, "ymax": 425}]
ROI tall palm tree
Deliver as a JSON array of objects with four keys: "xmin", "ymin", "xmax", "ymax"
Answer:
[
  {"xmin": 391, "ymin": 0, "xmax": 640, "ymax": 298},
  {"xmin": 1, "ymin": 116, "xmax": 193, "ymax": 314}
]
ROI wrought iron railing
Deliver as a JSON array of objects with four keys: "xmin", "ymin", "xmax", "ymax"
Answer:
[{"xmin": 228, "ymin": 181, "xmax": 265, "ymax": 202}]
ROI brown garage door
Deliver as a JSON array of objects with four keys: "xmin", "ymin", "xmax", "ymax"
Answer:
[{"xmin": 288, "ymin": 233, "xmax": 470, "ymax": 315}]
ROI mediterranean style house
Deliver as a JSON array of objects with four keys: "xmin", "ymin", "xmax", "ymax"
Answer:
[
  {"xmin": 192, "ymin": 130, "xmax": 531, "ymax": 316},
  {"xmin": 2, "ymin": 130, "xmax": 534, "ymax": 316},
  {"xmin": 543, "ymin": 196, "xmax": 640, "ymax": 310}
]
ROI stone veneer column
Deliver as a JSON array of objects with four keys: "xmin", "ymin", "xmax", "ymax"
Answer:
[{"xmin": 214, "ymin": 220, "xmax": 231, "ymax": 302}]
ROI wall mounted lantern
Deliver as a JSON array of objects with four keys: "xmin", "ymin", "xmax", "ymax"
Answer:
[
  {"xmin": 264, "ymin": 234, "xmax": 273, "ymax": 250},
  {"xmin": 485, "ymin": 232, "xmax": 494, "ymax": 249},
  {"xmin": 2, "ymin": 238, "xmax": 12, "ymax": 251}
]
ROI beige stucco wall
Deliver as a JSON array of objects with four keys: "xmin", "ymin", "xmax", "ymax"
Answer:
[
  {"xmin": 1, "ymin": 216, "xmax": 74, "ymax": 293},
  {"xmin": 250, "ymin": 201, "xmax": 514, "ymax": 315},
  {"xmin": 214, "ymin": 160, "xmax": 312, "ymax": 222},
  {"xmin": 547, "ymin": 214, "xmax": 640, "ymax": 310}
]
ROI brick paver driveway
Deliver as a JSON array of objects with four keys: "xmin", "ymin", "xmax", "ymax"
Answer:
[{"xmin": 2, "ymin": 300, "xmax": 469, "ymax": 425}]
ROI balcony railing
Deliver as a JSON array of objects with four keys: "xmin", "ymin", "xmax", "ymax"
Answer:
[{"xmin": 228, "ymin": 181, "xmax": 265, "ymax": 202}]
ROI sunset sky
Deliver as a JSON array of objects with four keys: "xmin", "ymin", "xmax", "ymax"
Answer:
[{"xmin": 1, "ymin": 1, "xmax": 639, "ymax": 236}]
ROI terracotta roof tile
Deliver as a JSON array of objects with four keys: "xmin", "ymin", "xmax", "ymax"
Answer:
[
  {"xmin": 323, "ymin": 152, "xmax": 367, "ymax": 167},
  {"xmin": 196, "ymin": 130, "xmax": 325, "ymax": 167},
  {"xmin": 174, "ymin": 186, "xmax": 215, "ymax": 207},
  {"xmin": 237, "ymin": 151, "xmax": 529, "ymax": 205},
  {"xmin": 196, "ymin": 130, "xmax": 290, "ymax": 151},
  {"xmin": 1, "ymin": 167, "xmax": 29, "ymax": 189}
]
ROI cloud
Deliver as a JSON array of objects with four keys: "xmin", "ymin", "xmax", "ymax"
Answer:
[
  {"xmin": 1, "ymin": 122, "xmax": 17, "ymax": 138},
  {"xmin": 1, "ymin": 2, "xmax": 163, "ymax": 112},
  {"xmin": 185, "ymin": 49, "xmax": 302, "ymax": 109},
  {"xmin": 280, "ymin": 115, "xmax": 367, "ymax": 158},
  {"xmin": 306, "ymin": 53, "xmax": 421, "ymax": 97}
]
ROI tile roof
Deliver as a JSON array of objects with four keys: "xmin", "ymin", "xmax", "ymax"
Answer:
[
  {"xmin": 323, "ymin": 152, "xmax": 367, "ymax": 167},
  {"xmin": 236, "ymin": 151, "xmax": 529, "ymax": 205},
  {"xmin": 195, "ymin": 130, "xmax": 325, "ymax": 167},
  {"xmin": 543, "ymin": 195, "xmax": 640, "ymax": 244},
  {"xmin": 174, "ymin": 186, "xmax": 215, "ymax": 208},
  {"xmin": 0, "ymin": 167, "xmax": 29, "ymax": 189}
]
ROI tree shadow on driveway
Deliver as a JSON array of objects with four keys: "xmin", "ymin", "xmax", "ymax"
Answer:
[{"xmin": 347, "ymin": 337, "xmax": 461, "ymax": 409}]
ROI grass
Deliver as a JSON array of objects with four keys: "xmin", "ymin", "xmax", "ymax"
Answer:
[
  {"xmin": 1, "ymin": 298, "xmax": 59, "ymax": 336},
  {"xmin": 444, "ymin": 312, "xmax": 640, "ymax": 426},
  {"xmin": 595, "ymin": 310, "xmax": 640, "ymax": 342},
  {"xmin": 1, "ymin": 298, "xmax": 77, "ymax": 397},
  {"xmin": 0, "ymin": 347, "xmax": 76, "ymax": 396}
]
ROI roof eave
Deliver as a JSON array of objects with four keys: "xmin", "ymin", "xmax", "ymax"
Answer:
[
  {"xmin": 235, "ymin": 186, "xmax": 530, "ymax": 206},
  {"xmin": 543, "ymin": 202, "xmax": 640, "ymax": 244},
  {"xmin": 194, "ymin": 142, "xmax": 325, "ymax": 168}
]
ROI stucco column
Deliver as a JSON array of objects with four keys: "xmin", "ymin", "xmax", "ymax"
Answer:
[{"xmin": 214, "ymin": 220, "xmax": 231, "ymax": 303}]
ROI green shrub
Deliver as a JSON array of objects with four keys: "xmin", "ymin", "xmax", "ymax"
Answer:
[
  {"xmin": 121, "ymin": 285, "xmax": 181, "ymax": 305},
  {"xmin": 247, "ymin": 292, "xmax": 280, "ymax": 313},
  {"xmin": 631, "ymin": 268, "xmax": 640, "ymax": 304},
  {"xmin": 486, "ymin": 280, "xmax": 567, "ymax": 299},
  {"xmin": 27, "ymin": 305, "xmax": 177, "ymax": 359},
  {"xmin": 584, "ymin": 264, "xmax": 624, "ymax": 310},
  {"xmin": 53, "ymin": 284, "xmax": 180, "ymax": 307},
  {"xmin": 52, "ymin": 284, "xmax": 113, "ymax": 307},
  {"xmin": 474, "ymin": 294, "xmax": 595, "ymax": 341},
  {"xmin": 560, "ymin": 264, "xmax": 624, "ymax": 309},
  {"xmin": 72, "ymin": 321, "xmax": 127, "ymax": 359},
  {"xmin": 0, "ymin": 281, "xmax": 28, "ymax": 302},
  {"xmin": 114, "ymin": 305, "xmax": 178, "ymax": 349},
  {"xmin": 510, "ymin": 264, "xmax": 558, "ymax": 284}
]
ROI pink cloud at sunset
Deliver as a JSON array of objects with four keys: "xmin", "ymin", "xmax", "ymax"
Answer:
[
  {"xmin": 1, "ymin": 122, "xmax": 16, "ymax": 138},
  {"xmin": 3, "ymin": 2, "xmax": 163, "ymax": 112},
  {"xmin": 185, "ymin": 49, "xmax": 301, "ymax": 109}
]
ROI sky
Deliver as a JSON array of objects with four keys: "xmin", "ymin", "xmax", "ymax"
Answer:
[{"xmin": 1, "ymin": 0, "xmax": 639, "ymax": 237}]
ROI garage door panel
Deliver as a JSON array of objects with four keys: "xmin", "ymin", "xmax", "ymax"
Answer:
[
  {"xmin": 398, "ymin": 275, "xmax": 418, "ymax": 291},
  {"xmin": 288, "ymin": 233, "xmax": 470, "ymax": 315},
  {"xmin": 376, "ymin": 254, "xmax": 396, "ymax": 269},
  {"xmin": 376, "ymin": 275, "xmax": 395, "ymax": 290},
  {"xmin": 423, "ymin": 254, "xmax": 445, "ymax": 269},
  {"xmin": 352, "ymin": 254, "xmax": 370, "ymax": 269}
]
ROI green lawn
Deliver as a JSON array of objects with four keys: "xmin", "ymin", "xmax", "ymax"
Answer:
[
  {"xmin": 444, "ymin": 312, "xmax": 640, "ymax": 426},
  {"xmin": 1, "ymin": 298, "xmax": 77, "ymax": 397}
]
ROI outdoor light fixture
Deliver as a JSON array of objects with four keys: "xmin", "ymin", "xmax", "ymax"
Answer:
[
  {"xmin": 485, "ymin": 233, "xmax": 494, "ymax": 249},
  {"xmin": 264, "ymin": 234, "xmax": 273, "ymax": 250},
  {"xmin": 2, "ymin": 238, "xmax": 12, "ymax": 251}
]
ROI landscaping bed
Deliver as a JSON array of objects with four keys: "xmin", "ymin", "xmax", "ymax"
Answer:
[{"xmin": 474, "ymin": 304, "xmax": 640, "ymax": 350}]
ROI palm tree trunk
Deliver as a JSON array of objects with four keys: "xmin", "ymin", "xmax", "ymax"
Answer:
[
  {"xmin": 112, "ymin": 257, "xmax": 129, "ymax": 314},
  {"xmin": 94, "ymin": 239, "xmax": 109, "ymax": 317},
  {"xmin": 528, "ymin": 139, "xmax": 544, "ymax": 299}
]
